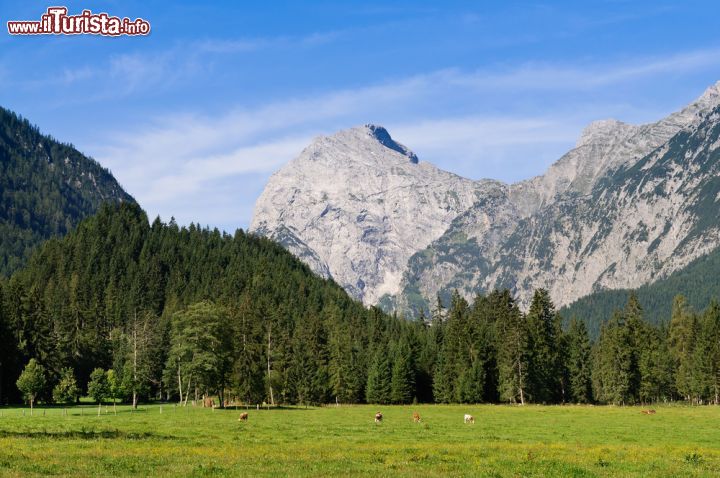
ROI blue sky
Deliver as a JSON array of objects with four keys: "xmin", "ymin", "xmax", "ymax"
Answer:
[{"xmin": 2, "ymin": 1, "xmax": 720, "ymax": 231}]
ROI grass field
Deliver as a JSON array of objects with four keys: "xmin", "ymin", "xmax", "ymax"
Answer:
[{"xmin": 0, "ymin": 403, "xmax": 719, "ymax": 477}]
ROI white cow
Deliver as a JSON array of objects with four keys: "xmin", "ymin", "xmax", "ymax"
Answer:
[{"xmin": 464, "ymin": 414, "xmax": 475, "ymax": 424}]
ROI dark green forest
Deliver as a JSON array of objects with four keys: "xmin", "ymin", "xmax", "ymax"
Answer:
[
  {"xmin": 0, "ymin": 203, "xmax": 419, "ymax": 406},
  {"xmin": 2, "ymin": 203, "xmax": 720, "ymax": 407},
  {"xmin": 0, "ymin": 106, "xmax": 133, "ymax": 277},
  {"xmin": 560, "ymin": 246, "xmax": 720, "ymax": 339}
]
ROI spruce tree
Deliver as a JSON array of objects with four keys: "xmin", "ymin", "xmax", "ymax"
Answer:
[
  {"xmin": 457, "ymin": 357, "xmax": 485, "ymax": 403},
  {"xmin": 592, "ymin": 311, "xmax": 633, "ymax": 405},
  {"xmin": 366, "ymin": 349, "xmax": 391, "ymax": 404},
  {"xmin": 703, "ymin": 301, "xmax": 720, "ymax": 404},
  {"xmin": 623, "ymin": 293, "xmax": 646, "ymax": 401},
  {"xmin": 432, "ymin": 349, "xmax": 453, "ymax": 403},
  {"xmin": 566, "ymin": 318, "xmax": 593, "ymax": 403},
  {"xmin": 390, "ymin": 340, "xmax": 415, "ymax": 404},
  {"xmin": 668, "ymin": 295, "xmax": 697, "ymax": 401},
  {"xmin": 637, "ymin": 325, "xmax": 674, "ymax": 404},
  {"xmin": 689, "ymin": 302, "xmax": 720, "ymax": 403},
  {"xmin": 495, "ymin": 293, "xmax": 529, "ymax": 404},
  {"xmin": 526, "ymin": 289, "xmax": 561, "ymax": 403}
]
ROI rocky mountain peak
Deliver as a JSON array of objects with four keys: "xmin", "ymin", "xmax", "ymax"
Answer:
[
  {"xmin": 364, "ymin": 124, "xmax": 419, "ymax": 163},
  {"xmin": 250, "ymin": 124, "xmax": 483, "ymax": 304},
  {"xmin": 696, "ymin": 80, "xmax": 720, "ymax": 106},
  {"xmin": 252, "ymin": 81, "xmax": 720, "ymax": 314},
  {"xmin": 299, "ymin": 124, "xmax": 419, "ymax": 168},
  {"xmin": 575, "ymin": 119, "xmax": 634, "ymax": 148}
]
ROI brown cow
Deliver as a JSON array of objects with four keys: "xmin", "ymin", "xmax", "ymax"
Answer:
[
  {"xmin": 464, "ymin": 414, "xmax": 475, "ymax": 424},
  {"xmin": 374, "ymin": 412, "xmax": 383, "ymax": 423},
  {"xmin": 238, "ymin": 412, "xmax": 249, "ymax": 421},
  {"xmin": 641, "ymin": 409, "xmax": 656, "ymax": 415},
  {"xmin": 412, "ymin": 412, "xmax": 421, "ymax": 423}
]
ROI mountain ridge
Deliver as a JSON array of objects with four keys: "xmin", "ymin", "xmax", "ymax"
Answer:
[
  {"xmin": 251, "ymin": 81, "xmax": 720, "ymax": 315},
  {"xmin": 0, "ymin": 106, "xmax": 135, "ymax": 276}
]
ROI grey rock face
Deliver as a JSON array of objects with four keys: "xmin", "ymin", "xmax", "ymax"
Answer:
[
  {"xmin": 250, "ymin": 124, "xmax": 491, "ymax": 304},
  {"xmin": 251, "ymin": 82, "xmax": 720, "ymax": 313}
]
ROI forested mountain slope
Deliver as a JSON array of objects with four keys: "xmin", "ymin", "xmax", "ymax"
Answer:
[
  {"xmin": 560, "ymin": 244, "xmax": 720, "ymax": 339},
  {"xmin": 0, "ymin": 106, "xmax": 134, "ymax": 276},
  {"xmin": 0, "ymin": 203, "xmax": 418, "ymax": 404},
  {"xmin": 3, "ymin": 203, "xmax": 720, "ymax": 407}
]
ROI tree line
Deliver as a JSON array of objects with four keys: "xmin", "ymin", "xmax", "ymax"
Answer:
[
  {"xmin": 0, "ymin": 106, "xmax": 133, "ymax": 277},
  {"xmin": 1, "ymin": 203, "xmax": 719, "ymax": 407}
]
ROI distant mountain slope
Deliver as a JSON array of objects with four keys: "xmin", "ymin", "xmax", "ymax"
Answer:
[
  {"xmin": 399, "ymin": 83, "xmax": 720, "ymax": 314},
  {"xmin": 560, "ymin": 245, "xmax": 720, "ymax": 339},
  {"xmin": 0, "ymin": 107, "xmax": 134, "ymax": 276},
  {"xmin": 251, "ymin": 82, "xmax": 720, "ymax": 315}
]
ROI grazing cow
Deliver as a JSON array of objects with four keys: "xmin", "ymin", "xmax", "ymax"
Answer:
[
  {"xmin": 413, "ymin": 412, "xmax": 421, "ymax": 423},
  {"xmin": 239, "ymin": 412, "xmax": 249, "ymax": 421},
  {"xmin": 641, "ymin": 409, "xmax": 656, "ymax": 415},
  {"xmin": 464, "ymin": 414, "xmax": 475, "ymax": 424},
  {"xmin": 375, "ymin": 412, "xmax": 383, "ymax": 424}
]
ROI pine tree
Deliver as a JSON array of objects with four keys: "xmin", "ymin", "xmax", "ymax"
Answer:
[
  {"xmin": 592, "ymin": 311, "xmax": 633, "ymax": 405},
  {"xmin": 623, "ymin": 293, "xmax": 646, "ymax": 401},
  {"xmin": 432, "ymin": 349, "xmax": 453, "ymax": 403},
  {"xmin": 232, "ymin": 295, "xmax": 265, "ymax": 405},
  {"xmin": 457, "ymin": 357, "xmax": 485, "ymax": 403},
  {"xmin": 495, "ymin": 292, "xmax": 529, "ymax": 404},
  {"xmin": 668, "ymin": 295, "xmax": 697, "ymax": 401},
  {"xmin": 433, "ymin": 291, "xmax": 468, "ymax": 402},
  {"xmin": 329, "ymin": 321, "xmax": 363, "ymax": 404},
  {"xmin": 289, "ymin": 323, "xmax": 317, "ymax": 406},
  {"xmin": 689, "ymin": 302, "xmax": 720, "ymax": 404},
  {"xmin": 566, "ymin": 318, "xmax": 593, "ymax": 403},
  {"xmin": 366, "ymin": 349, "xmax": 391, "ymax": 404},
  {"xmin": 637, "ymin": 326, "xmax": 674, "ymax": 404},
  {"xmin": 0, "ymin": 279, "xmax": 18, "ymax": 404},
  {"xmin": 703, "ymin": 301, "xmax": 720, "ymax": 404},
  {"xmin": 526, "ymin": 289, "xmax": 561, "ymax": 403},
  {"xmin": 390, "ymin": 340, "xmax": 415, "ymax": 404}
]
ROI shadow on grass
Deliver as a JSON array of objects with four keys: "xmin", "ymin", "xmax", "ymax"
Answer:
[{"xmin": 0, "ymin": 429, "xmax": 176, "ymax": 440}]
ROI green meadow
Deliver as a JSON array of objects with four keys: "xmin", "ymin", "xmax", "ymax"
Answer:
[{"xmin": 0, "ymin": 403, "xmax": 718, "ymax": 477}]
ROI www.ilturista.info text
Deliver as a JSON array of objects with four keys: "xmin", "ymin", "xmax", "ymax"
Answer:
[{"xmin": 7, "ymin": 7, "xmax": 150, "ymax": 36}]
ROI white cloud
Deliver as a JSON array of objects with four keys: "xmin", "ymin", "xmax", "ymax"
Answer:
[
  {"xmin": 444, "ymin": 48, "xmax": 720, "ymax": 91},
  {"xmin": 389, "ymin": 116, "xmax": 582, "ymax": 181},
  {"xmin": 87, "ymin": 47, "xmax": 720, "ymax": 230},
  {"xmin": 140, "ymin": 137, "xmax": 310, "ymax": 202}
]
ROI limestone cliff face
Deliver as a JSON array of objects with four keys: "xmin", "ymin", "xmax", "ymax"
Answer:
[
  {"xmin": 252, "ymin": 82, "xmax": 720, "ymax": 314},
  {"xmin": 250, "ymin": 124, "xmax": 492, "ymax": 304}
]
